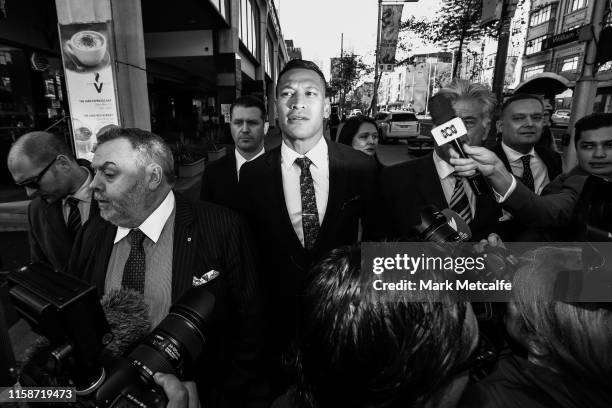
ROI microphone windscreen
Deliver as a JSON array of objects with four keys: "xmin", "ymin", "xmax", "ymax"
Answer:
[
  {"xmin": 441, "ymin": 209, "xmax": 472, "ymax": 241},
  {"xmin": 101, "ymin": 289, "xmax": 151, "ymax": 358},
  {"xmin": 429, "ymin": 93, "xmax": 456, "ymax": 126}
]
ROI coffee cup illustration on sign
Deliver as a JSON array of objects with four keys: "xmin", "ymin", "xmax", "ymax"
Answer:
[
  {"xmin": 65, "ymin": 30, "xmax": 107, "ymax": 67},
  {"xmin": 73, "ymin": 118, "xmax": 94, "ymax": 156}
]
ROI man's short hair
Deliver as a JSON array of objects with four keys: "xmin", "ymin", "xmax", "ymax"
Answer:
[
  {"xmin": 230, "ymin": 95, "xmax": 266, "ymax": 121},
  {"xmin": 11, "ymin": 131, "xmax": 74, "ymax": 165},
  {"xmin": 276, "ymin": 59, "xmax": 327, "ymax": 97},
  {"xmin": 96, "ymin": 127, "xmax": 176, "ymax": 184},
  {"xmin": 437, "ymin": 79, "xmax": 497, "ymax": 118},
  {"xmin": 501, "ymin": 93, "xmax": 544, "ymax": 114},
  {"xmin": 295, "ymin": 244, "xmax": 475, "ymax": 407},
  {"xmin": 574, "ymin": 112, "xmax": 612, "ymax": 147}
]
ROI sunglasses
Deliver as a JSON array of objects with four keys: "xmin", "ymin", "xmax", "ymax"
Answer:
[{"xmin": 15, "ymin": 157, "xmax": 58, "ymax": 189}]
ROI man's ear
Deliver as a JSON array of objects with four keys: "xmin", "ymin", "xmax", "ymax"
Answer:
[
  {"xmin": 324, "ymin": 97, "xmax": 331, "ymax": 119},
  {"xmin": 147, "ymin": 163, "xmax": 164, "ymax": 190},
  {"xmin": 55, "ymin": 154, "xmax": 73, "ymax": 173}
]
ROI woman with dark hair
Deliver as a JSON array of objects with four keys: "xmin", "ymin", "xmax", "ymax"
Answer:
[
  {"xmin": 337, "ymin": 116, "xmax": 381, "ymax": 162},
  {"xmin": 461, "ymin": 247, "xmax": 612, "ymax": 408}
]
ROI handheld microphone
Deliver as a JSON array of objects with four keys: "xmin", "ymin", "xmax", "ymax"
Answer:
[
  {"xmin": 429, "ymin": 93, "xmax": 492, "ymax": 196},
  {"xmin": 100, "ymin": 289, "xmax": 151, "ymax": 358}
]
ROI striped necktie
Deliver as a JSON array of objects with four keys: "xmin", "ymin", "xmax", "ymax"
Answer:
[
  {"xmin": 66, "ymin": 196, "xmax": 81, "ymax": 238},
  {"xmin": 295, "ymin": 157, "xmax": 320, "ymax": 250},
  {"xmin": 449, "ymin": 176, "xmax": 472, "ymax": 224}
]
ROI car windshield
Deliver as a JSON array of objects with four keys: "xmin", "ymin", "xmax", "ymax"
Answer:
[{"xmin": 391, "ymin": 113, "xmax": 417, "ymax": 121}]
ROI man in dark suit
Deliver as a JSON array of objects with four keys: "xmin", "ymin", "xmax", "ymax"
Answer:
[
  {"xmin": 450, "ymin": 113, "xmax": 612, "ymax": 239},
  {"xmin": 68, "ymin": 127, "xmax": 262, "ymax": 407},
  {"xmin": 200, "ymin": 95, "xmax": 268, "ymax": 210},
  {"xmin": 7, "ymin": 131, "xmax": 97, "ymax": 271},
  {"xmin": 239, "ymin": 59, "xmax": 378, "ymax": 391},
  {"xmin": 492, "ymin": 93, "xmax": 562, "ymax": 194},
  {"xmin": 381, "ymin": 79, "xmax": 502, "ymax": 241}
]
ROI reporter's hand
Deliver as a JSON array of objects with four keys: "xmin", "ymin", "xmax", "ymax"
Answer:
[
  {"xmin": 473, "ymin": 233, "xmax": 506, "ymax": 254},
  {"xmin": 449, "ymin": 144, "xmax": 505, "ymax": 177},
  {"xmin": 154, "ymin": 373, "xmax": 201, "ymax": 408}
]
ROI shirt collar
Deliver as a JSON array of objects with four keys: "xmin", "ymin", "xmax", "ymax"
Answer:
[
  {"xmin": 235, "ymin": 147, "xmax": 265, "ymax": 169},
  {"xmin": 280, "ymin": 136, "xmax": 328, "ymax": 170},
  {"xmin": 501, "ymin": 142, "xmax": 535, "ymax": 162},
  {"xmin": 432, "ymin": 150, "xmax": 456, "ymax": 180},
  {"xmin": 114, "ymin": 190, "xmax": 175, "ymax": 244},
  {"xmin": 66, "ymin": 167, "xmax": 92, "ymax": 203}
]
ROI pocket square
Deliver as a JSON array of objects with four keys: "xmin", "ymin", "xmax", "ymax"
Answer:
[{"xmin": 193, "ymin": 270, "xmax": 220, "ymax": 286}]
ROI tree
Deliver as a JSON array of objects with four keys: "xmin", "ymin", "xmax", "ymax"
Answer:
[
  {"xmin": 328, "ymin": 54, "xmax": 373, "ymax": 112},
  {"xmin": 400, "ymin": 0, "xmax": 498, "ymax": 78}
]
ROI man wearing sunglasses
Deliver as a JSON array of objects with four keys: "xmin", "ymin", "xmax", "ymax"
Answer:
[{"xmin": 7, "ymin": 131, "xmax": 96, "ymax": 271}]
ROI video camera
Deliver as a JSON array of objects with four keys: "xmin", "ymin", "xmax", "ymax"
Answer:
[{"xmin": 1, "ymin": 263, "xmax": 214, "ymax": 407}]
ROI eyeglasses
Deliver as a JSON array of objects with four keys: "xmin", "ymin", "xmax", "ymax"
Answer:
[{"xmin": 15, "ymin": 157, "xmax": 58, "ymax": 189}]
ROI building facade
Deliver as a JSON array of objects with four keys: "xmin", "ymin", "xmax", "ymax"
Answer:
[
  {"xmin": 0, "ymin": 0, "xmax": 289, "ymax": 201},
  {"xmin": 522, "ymin": 0, "xmax": 612, "ymax": 110}
]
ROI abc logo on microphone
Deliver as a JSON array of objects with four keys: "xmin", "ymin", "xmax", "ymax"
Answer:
[{"xmin": 430, "ymin": 117, "xmax": 468, "ymax": 147}]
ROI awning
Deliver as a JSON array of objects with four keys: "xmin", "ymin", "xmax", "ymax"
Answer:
[{"xmin": 514, "ymin": 72, "xmax": 572, "ymax": 95}]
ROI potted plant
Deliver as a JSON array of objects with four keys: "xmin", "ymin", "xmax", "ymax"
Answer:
[
  {"xmin": 172, "ymin": 137, "xmax": 207, "ymax": 178},
  {"xmin": 202, "ymin": 125, "xmax": 227, "ymax": 162}
]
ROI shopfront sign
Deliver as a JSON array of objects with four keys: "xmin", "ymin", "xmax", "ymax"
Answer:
[
  {"xmin": 542, "ymin": 25, "xmax": 590, "ymax": 51},
  {"xmin": 58, "ymin": 21, "xmax": 120, "ymax": 160}
]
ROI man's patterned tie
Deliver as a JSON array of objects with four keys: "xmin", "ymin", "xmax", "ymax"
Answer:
[
  {"xmin": 450, "ymin": 176, "xmax": 472, "ymax": 224},
  {"xmin": 520, "ymin": 155, "xmax": 535, "ymax": 192},
  {"xmin": 122, "ymin": 229, "xmax": 146, "ymax": 293},
  {"xmin": 66, "ymin": 196, "xmax": 81, "ymax": 238},
  {"xmin": 295, "ymin": 157, "xmax": 320, "ymax": 250}
]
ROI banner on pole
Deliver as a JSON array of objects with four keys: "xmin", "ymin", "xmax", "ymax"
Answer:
[
  {"xmin": 58, "ymin": 21, "xmax": 120, "ymax": 160},
  {"xmin": 378, "ymin": 4, "xmax": 403, "ymax": 65}
]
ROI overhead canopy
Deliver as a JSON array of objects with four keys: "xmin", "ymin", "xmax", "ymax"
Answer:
[{"xmin": 514, "ymin": 72, "xmax": 572, "ymax": 96}]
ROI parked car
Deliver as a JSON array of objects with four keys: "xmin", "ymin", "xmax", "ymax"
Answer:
[
  {"xmin": 374, "ymin": 111, "xmax": 419, "ymax": 142},
  {"xmin": 551, "ymin": 109, "xmax": 570, "ymax": 127},
  {"xmin": 348, "ymin": 109, "xmax": 362, "ymax": 117}
]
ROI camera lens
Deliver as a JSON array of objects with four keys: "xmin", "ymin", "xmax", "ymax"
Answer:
[{"xmin": 96, "ymin": 286, "xmax": 215, "ymax": 408}]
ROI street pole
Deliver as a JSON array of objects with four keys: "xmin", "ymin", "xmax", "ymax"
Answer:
[
  {"xmin": 340, "ymin": 33, "xmax": 344, "ymax": 117},
  {"xmin": 425, "ymin": 54, "xmax": 432, "ymax": 114},
  {"xmin": 371, "ymin": 0, "xmax": 382, "ymax": 116},
  {"xmin": 563, "ymin": 0, "xmax": 608, "ymax": 171},
  {"xmin": 491, "ymin": 0, "xmax": 511, "ymax": 103}
]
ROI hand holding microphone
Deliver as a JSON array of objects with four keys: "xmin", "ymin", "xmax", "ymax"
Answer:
[{"xmin": 429, "ymin": 94, "xmax": 492, "ymax": 196}]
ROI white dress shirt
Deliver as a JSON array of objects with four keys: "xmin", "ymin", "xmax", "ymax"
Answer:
[
  {"xmin": 235, "ymin": 147, "xmax": 265, "ymax": 181},
  {"xmin": 432, "ymin": 151, "xmax": 476, "ymax": 218},
  {"xmin": 113, "ymin": 190, "xmax": 175, "ymax": 244},
  {"xmin": 62, "ymin": 167, "xmax": 92, "ymax": 225},
  {"xmin": 281, "ymin": 136, "xmax": 329, "ymax": 246},
  {"xmin": 501, "ymin": 142, "xmax": 550, "ymax": 195}
]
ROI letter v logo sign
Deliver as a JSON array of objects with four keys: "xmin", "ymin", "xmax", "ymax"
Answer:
[{"xmin": 93, "ymin": 73, "xmax": 103, "ymax": 93}]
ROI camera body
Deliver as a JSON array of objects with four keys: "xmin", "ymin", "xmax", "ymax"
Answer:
[{"xmin": 2, "ymin": 263, "xmax": 214, "ymax": 408}]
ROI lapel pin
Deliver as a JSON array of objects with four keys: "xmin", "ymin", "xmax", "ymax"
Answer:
[{"xmin": 187, "ymin": 237, "xmax": 192, "ymax": 242}]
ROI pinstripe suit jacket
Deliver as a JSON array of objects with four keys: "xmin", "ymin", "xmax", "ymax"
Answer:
[{"xmin": 68, "ymin": 192, "xmax": 262, "ymax": 406}]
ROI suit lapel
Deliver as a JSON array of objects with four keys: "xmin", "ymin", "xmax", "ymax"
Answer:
[
  {"xmin": 171, "ymin": 194, "xmax": 196, "ymax": 302},
  {"xmin": 316, "ymin": 140, "xmax": 343, "ymax": 249},
  {"xmin": 418, "ymin": 155, "xmax": 447, "ymax": 211},
  {"xmin": 226, "ymin": 151, "xmax": 239, "ymax": 185}
]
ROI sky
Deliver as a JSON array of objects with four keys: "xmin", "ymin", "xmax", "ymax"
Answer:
[{"xmin": 277, "ymin": 0, "xmax": 442, "ymax": 81}]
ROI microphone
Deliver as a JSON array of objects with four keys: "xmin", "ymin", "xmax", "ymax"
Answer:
[
  {"xmin": 19, "ymin": 289, "xmax": 152, "ymax": 388},
  {"xmin": 429, "ymin": 93, "xmax": 492, "ymax": 196},
  {"xmin": 100, "ymin": 289, "xmax": 151, "ymax": 358}
]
